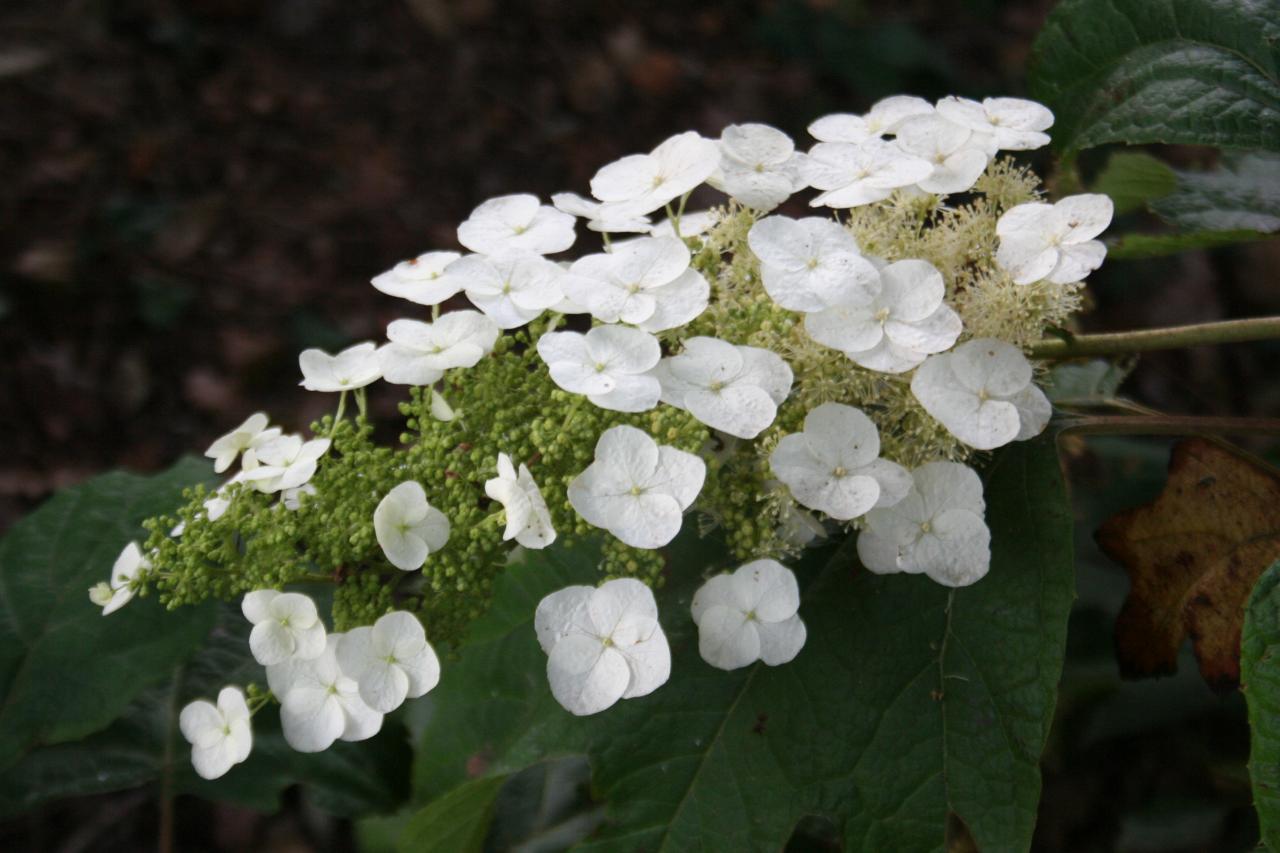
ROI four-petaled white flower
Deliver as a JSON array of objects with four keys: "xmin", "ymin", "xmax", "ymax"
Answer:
[
  {"xmin": 299, "ymin": 342, "xmax": 382, "ymax": 393},
  {"xmin": 484, "ymin": 452, "xmax": 557, "ymax": 549},
  {"xmin": 91, "ymin": 541, "xmax": 150, "ymax": 615},
  {"xmin": 449, "ymin": 252, "xmax": 565, "ymax": 329},
  {"xmin": 179, "ymin": 686, "xmax": 252, "ymax": 780},
  {"xmin": 690, "ymin": 559, "xmax": 807, "ymax": 671},
  {"xmin": 379, "ymin": 310, "xmax": 500, "ymax": 386},
  {"xmin": 770, "ymin": 402, "xmax": 912, "ymax": 520},
  {"xmin": 373, "ymin": 481, "xmax": 451, "ymax": 570},
  {"xmin": 562, "ymin": 237, "xmax": 708, "ymax": 332},
  {"xmin": 551, "ymin": 192, "xmax": 652, "ymax": 234},
  {"xmin": 708, "ymin": 123, "xmax": 806, "ymax": 211},
  {"xmin": 807, "ymin": 95, "xmax": 934, "ymax": 143},
  {"xmin": 205, "ymin": 412, "xmax": 280, "ymax": 474},
  {"xmin": 534, "ymin": 578, "xmax": 671, "ymax": 716},
  {"xmin": 935, "ymin": 96, "xmax": 1053, "ymax": 151},
  {"xmin": 995, "ymin": 194, "xmax": 1113, "ymax": 285},
  {"xmin": 241, "ymin": 589, "xmax": 327, "ymax": 666},
  {"xmin": 568, "ymin": 425, "xmax": 705, "ymax": 549},
  {"xmin": 804, "ymin": 259, "xmax": 962, "ymax": 373},
  {"xmin": 910, "ymin": 338, "xmax": 1051, "ymax": 450},
  {"xmin": 536, "ymin": 325, "xmax": 662, "ymax": 412},
  {"xmin": 589, "ymin": 131, "xmax": 720, "ymax": 215},
  {"xmin": 746, "ymin": 215, "xmax": 879, "ymax": 312},
  {"xmin": 371, "ymin": 251, "xmax": 464, "ymax": 306},
  {"xmin": 457, "ymin": 193, "xmax": 577, "ymax": 256},
  {"xmin": 803, "ymin": 139, "xmax": 933, "ymax": 208},
  {"xmin": 894, "ymin": 113, "xmax": 992, "ymax": 195},
  {"xmin": 653, "ymin": 336, "xmax": 793, "ymax": 439},
  {"xmin": 857, "ymin": 461, "xmax": 991, "ymax": 587},
  {"xmin": 335, "ymin": 611, "xmax": 441, "ymax": 713},
  {"xmin": 266, "ymin": 634, "xmax": 382, "ymax": 752},
  {"xmin": 241, "ymin": 435, "xmax": 331, "ymax": 493}
]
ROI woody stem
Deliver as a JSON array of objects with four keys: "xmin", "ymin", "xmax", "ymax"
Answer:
[{"xmin": 1028, "ymin": 316, "xmax": 1280, "ymax": 359}]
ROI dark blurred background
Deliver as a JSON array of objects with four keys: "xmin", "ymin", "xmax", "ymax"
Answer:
[{"xmin": 2, "ymin": 1, "xmax": 1278, "ymax": 850}]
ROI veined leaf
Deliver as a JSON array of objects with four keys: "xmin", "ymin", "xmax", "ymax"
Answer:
[{"xmin": 1241, "ymin": 560, "xmax": 1280, "ymax": 848}]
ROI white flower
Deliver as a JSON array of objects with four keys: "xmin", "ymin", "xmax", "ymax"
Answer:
[
  {"xmin": 910, "ymin": 338, "xmax": 1052, "ymax": 450},
  {"xmin": 536, "ymin": 325, "xmax": 661, "ymax": 413},
  {"xmin": 648, "ymin": 209, "xmax": 719, "ymax": 239},
  {"xmin": 690, "ymin": 559, "xmax": 807, "ymax": 670},
  {"xmin": 995, "ymin": 194, "xmax": 1113, "ymax": 285},
  {"xmin": 770, "ymin": 402, "xmax": 912, "ymax": 520},
  {"xmin": 484, "ymin": 452, "xmax": 556, "ymax": 549},
  {"xmin": 807, "ymin": 95, "xmax": 934, "ymax": 143},
  {"xmin": 379, "ymin": 310, "xmax": 500, "ymax": 385},
  {"xmin": 373, "ymin": 481, "xmax": 450, "ymax": 570},
  {"xmin": 241, "ymin": 589, "xmax": 327, "ymax": 666},
  {"xmin": 241, "ymin": 435, "xmax": 331, "ymax": 493},
  {"xmin": 299, "ymin": 342, "xmax": 382, "ymax": 393},
  {"xmin": 653, "ymin": 337, "xmax": 793, "ymax": 439},
  {"xmin": 204, "ymin": 412, "xmax": 280, "ymax": 474},
  {"xmin": 893, "ymin": 113, "xmax": 992, "ymax": 195},
  {"xmin": 803, "ymin": 139, "xmax": 932, "ymax": 208},
  {"xmin": 804, "ymin": 259, "xmax": 962, "ymax": 373},
  {"xmin": 568, "ymin": 425, "xmax": 705, "ymax": 549},
  {"xmin": 935, "ymin": 96, "xmax": 1053, "ymax": 151},
  {"xmin": 857, "ymin": 461, "xmax": 991, "ymax": 587},
  {"xmin": 266, "ymin": 634, "xmax": 382, "ymax": 752},
  {"xmin": 449, "ymin": 252, "xmax": 564, "ymax": 329},
  {"xmin": 371, "ymin": 251, "xmax": 464, "ymax": 306},
  {"xmin": 534, "ymin": 578, "xmax": 670, "ymax": 716},
  {"xmin": 561, "ymin": 237, "xmax": 709, "ymax": 332},
  {"xmin": 551, "ymin": 192, "xmax": 652, "ymax": 234},
  {"xmin": 179, "ymin": 686, "xmax": 252, "ymax": 780},
  {"xmin": 708, "ymin": 123, "xmax": 805, "ymax": 211},
  {"xmin": 589, "ymin": 130, "xmax": 720, "ymax": 215},
  {"xmin": 746, "ymin": 215, "xmax": 880, "ymax": 312},
  {"xmin": 457, "ymin": 193, "xmax": 576, "ymax": 256},
  {"xmin": 92, "ymin": 541, "xmax": 150, "ymax": 615},
  {"xmin": 335, "ymin": 611, "xmax": 441, "ymax": 713}
]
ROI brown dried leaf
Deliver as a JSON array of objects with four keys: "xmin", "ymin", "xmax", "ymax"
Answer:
[{"xmin": 1098, "ymin": 438, "xmax": 1280, "ymax": 689}]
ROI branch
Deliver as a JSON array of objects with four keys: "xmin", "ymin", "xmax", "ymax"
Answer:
[{"xmin": 1028, "ymin": 316, "xmax": 1280, "ymax": 359}]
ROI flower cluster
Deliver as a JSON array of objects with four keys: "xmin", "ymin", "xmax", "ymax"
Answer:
[{"xmin": 95, "ymin": 91, "xmax": 1110, "ymax": 762}]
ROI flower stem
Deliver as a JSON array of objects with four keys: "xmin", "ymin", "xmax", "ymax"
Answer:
[
  {"xmin": 1029, "ymin": 316, "xmax": 1280, "ymax": 359},
  {"xmin": 1058, "ymin": 414, "xmax": 1280, "ymax": 436},
  {"xmin": 328, "ymin": 390, "xmax": 348, "ymax": 439}
]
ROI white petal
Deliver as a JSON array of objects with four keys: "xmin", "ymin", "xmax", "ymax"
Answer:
[
  {"xmin": 179, "ymin": 700, "xmax": 224, "ymax": 749},
  {"xmin": 635, "ymin": 269, "xmax": 709, "ymax": 333},
  {"xmin": 950, "ymin": 339, "xmax": 1032, "ymax": 397},
  {"xmin": 648, "ymin": 445, "xmax": 706, "ymax": 509},
  {"xmin": 755, "ymin": 615, "xmax": 807, "ymax": 666},
  {"xmin": 547, "ymin": 634, "xmax": 630, "ymax": 716},
  {"xmin": 731, "ymin": 559, "xmax": 800, "ymax": 622},
  {"xmin": 241, "ymin": 589, "xmax": 279, "ymax": 624},
  {"xmin": 590, "ymin": 374, "xmax": 661, "ymax": 413},
  {"xmin": 904, "ymin": 508, "xmax": 991, "ymax": 587},
  {"xmin": 1009, "ymin": 384, "xmax": 1053, "ymax": 440},
  {"xmin": 280, "ymin": 688, "xmax": 345, "ymax": 752},
  {"xmin": 616, "ymin": 624, "xmax": 672, "ymax": 699},
  {"xmin": 191, "ymin": 741, "xmax": 239, "ymax": 780},
  {"xmin": 697, "ymin": 605, "xmax": 760, "ymax": 671},
  {"xmin": 250, "ymin": 620, "xmax": 296, "ymax": 666},
  {"xmin": 1047, "ymin": 240, "xmax": 1107, "ymax": 284},
  {"xmin": 535, "ymin": 586, "xmax": 594, "ymax": 654},
  {"xmin": 337, "ymin": 688, "xmax": 385, "ymax": 742},
  {"xmin": 691, "ymin": 574, "xmax": 736, "ymax": 625}
]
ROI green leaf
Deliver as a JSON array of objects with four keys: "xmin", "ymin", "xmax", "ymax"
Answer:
[
  {"xmin": 411, "ymin": 440, "xmax": 1074, "ymax": 852},
  {"xmin": 399, "ymin": 775, "xmax": 509, "ymax": 853},
  {"xmin": 1106, "ymin": 229, "xmax": 1274, "ymax": 259},
  {"xmin": 1091, "ymin": 151, "xmax": 1177, "ymax": 214},
  {"xmin": 0, "ymin": 458, "xmax": 217, "ymax": 769},
  {"xmin": 1029, "ymin": 0, "xmax": 1280, "ymax": 154},
  {"xmin": 1241, "ymin": 559, "xmax": 1280, "ymax": 848},
  {"xmin": 1151, "ymin": 152, "xmax": 1280, "ymax": 233},
  {"xmin": 1045, "ymin": 359, "xmax": 1134, "ymax": 405}
]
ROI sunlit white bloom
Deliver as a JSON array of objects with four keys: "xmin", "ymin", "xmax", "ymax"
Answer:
[
  {"xmin": 241, "ymin": 435, "xmax": 330, "ymax": 493},
  {"xmin": 910, "ymin": 338, "xmax": 1052, "ymax": 450},
  {"xmin": 858, "ymin": 461, "xmax": 991, "ymax": 587},
  {"xmin": 551, "ymin": 193, "xmax": 652, "ymax": 234},
  {"xmin": 935, "ymin": 95, "xmax": 1053, "ymax": 151},
  {"xmin": 298, "ymin": 342, "xmax": 382, "ymax": 393},
  {"xmin": 484, "ymin": 452, "xmax": 556, "ymax": 549},
  {"xmin": 648, "ymin": 209, "xmax": 719, "ymax": 239},
  {"xmin": 536, "ymin": 325, "xmax": 661, "ymax": 413},
  {"xmin": 996, "ymin": 194, "xmax": 1113, "ymax": 285},
  {"xmin": 241, "ymin": 589, "xmax": 327, "ymax": 666},
  {"xmin": 370, "ymin": 251, "xmax": 464, "ymax": 306},
  {"xmin": 457, "ymin": 193, "xmax": 576, "ymax": 256},
  {"xmin": 747, "ymin": 216, "xmax": 879, "ymax": 312},
  {"xmin": 562, "ymin": 237, "xmax": 708, "ymax": 332},
  {"xmin": 894, "ymin": 113, "xmax": 992, "ymax": 195},
  {"xmin": 205, "ymin": 412, "xmax": 280, "ymax": 474},
  {"xmin": 804, "ymin": 259, "xmax": 962, "ymax": 373},
  {"xmin": 379, "ymin": 310, "xmax": 500, "ymax": 385},
  {"xmin": 770, "ymin": 403, "xmax": 911, "ymax": 520},
  {"xmin": 266, "ymin": 634, "xmax": 382, "ymax": 752},
  {"xmin": 449, "ymin": 252, "xmax": 565, "ymax": 328},
  {"xmin": 690, "ymin": 559, "xmax": 807, "ymax": 670},
  {"xmin": 708, "ymin": 123, "xmax": 806, "ymax": 211},
  {"xmin": 589, "ymin": 130, "xmax": 720, "ymax": 215},
  {"xmin": 534, "ymin": 578, "xmax": 670, "ymax": 716},
  {"xmin": 179, "ymin": 686, "xmax": 252, "ymax": 780},
  {"xmin": 653, "ymin": 337, "xmax": 793, "ymax": 439},
  {"xmin": 568, "ymin": 425, "xmax": 705, "ymax": 549},
  {"xmin": 807, "ymin": 95, "xmax": 934, "ymax": 143},
  {"xmin": 91, "ymin": 541, "xmax": 150, "ymax": 615},
  {"xmin": 373, "ymin": 481, "xmax": 450, "ymax": 571},
  {"xmin": 335, "ymin": 611, "xmax": 441, "ymax": 713},
  {"xmin": 803, "ymin": 139, "xmax": 932, "ymax": 208}
]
